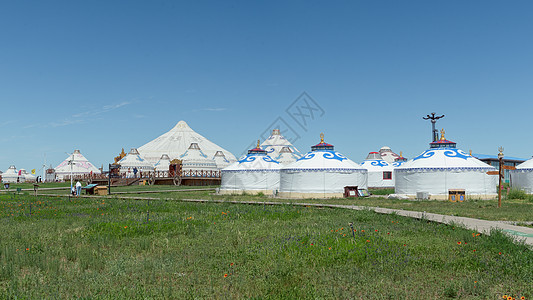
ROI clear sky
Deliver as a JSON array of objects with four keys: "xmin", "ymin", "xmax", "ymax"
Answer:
[{"xmin": 2, "ymin": 0, "xmax": 533, "ymax": 173}]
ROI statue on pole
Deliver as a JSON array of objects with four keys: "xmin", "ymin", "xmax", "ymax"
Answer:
[{"xmin": 423, "ymin": 112, "xmax": 445, "ymax": 142}]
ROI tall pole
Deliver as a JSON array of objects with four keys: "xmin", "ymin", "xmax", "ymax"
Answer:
[
  {"xmin": 498, "ymin": 147, "xmax": 504, "ymax": 208},
  {"xmin": 423, "ymin": 112, "xmax": 445, "ymax": 142}
]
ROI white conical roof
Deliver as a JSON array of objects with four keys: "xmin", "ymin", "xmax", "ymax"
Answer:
[
  {"xmin": 180, "ymin": 143, "xmax": 218, "ymax": 171},
  {"xmin": 379, "ymin": 146, "xmax": 400, "ymax": 163},
  {"xmin": 396, "ymin": 148, "xmax": 494, "ymax": 170},
  {"xmin": 274, "ymin": 146, "xmax": 299, "ymax": 165},
  {"xmin": 2, "ymin": 165, "xmax": 19, "ymax": 183},
  {"xmin": 154, "ymin": 154, "xmax": 171, "ymax": 172},
  {"xmin": 137, "ymin": 120, "xmax": 236, "ymax": 164},
  {"xmin": 55, "ymin": 150, "xmax": 102, "ymax": 177},
  {"xmin": 360, "ymin": 153, "xmax": 393, "ymax": 171},
  {"xmin": 213, "ymin": 151, "xmax": 231, "ymax": 170},
  {"xmin": 261, "ymin": 129, "xmax": 301, "ymax": 159},
  {"xmin": 118, "ymin": 148, "xmax": 155, "ymax": 171},
  {"xmin": 223, "ymin": 145, "xmax": 281, "ymax": 172},
  {"xmin": 515, "ymin": 157, "xmax": 533, "ymax": 170}
]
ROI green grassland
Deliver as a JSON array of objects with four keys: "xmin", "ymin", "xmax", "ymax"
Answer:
[{"xmin": 1, "ymin": 193, "xmax": 532, "ymax": 299}]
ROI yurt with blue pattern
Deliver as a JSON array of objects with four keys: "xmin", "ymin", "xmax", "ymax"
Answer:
[
  {"xmin": 394, "ymin": 130, "xmax": 497, "ymax": 199},
  {"xmin": 279, "ymin": 133, "xmax": 368, "ymax": 198},
  {"xmin": 220, "ymin": 141, "xmax": 281, "ymax": 195},
  {"xmin": 360, "ymin": 152, "xmax": 394, "ymax": 188}
]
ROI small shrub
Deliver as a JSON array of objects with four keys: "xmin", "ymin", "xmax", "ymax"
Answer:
[{"xmin": 507, "ymin": 188, "xmax": 528, "ymax": 200}]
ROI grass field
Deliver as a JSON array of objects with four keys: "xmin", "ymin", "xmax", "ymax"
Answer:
[{"xmin": 1, "ymin": 193, "xmax": 532, "ymax": 299}]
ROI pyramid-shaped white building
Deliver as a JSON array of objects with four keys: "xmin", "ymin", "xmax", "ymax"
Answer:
[
  {"xmin": 55, "ymin": 150, "xmax": 101, "ymax": 180},
  {"xmin": 138, "ymin": 120, "xmax": 236, "ymax": 164}
]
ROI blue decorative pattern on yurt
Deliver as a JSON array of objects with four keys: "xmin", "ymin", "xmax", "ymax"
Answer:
[{"xmin": 298, "ymin": 150, "xmax": 347, "ymax": 162}]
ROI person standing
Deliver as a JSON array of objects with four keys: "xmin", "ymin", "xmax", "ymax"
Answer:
[{"xmin": 75, "ymin": 180, "xmax": 82, "ymax": 197}]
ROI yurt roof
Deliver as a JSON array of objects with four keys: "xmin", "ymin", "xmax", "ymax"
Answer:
[
  {"xmin": 275, "ymin": 146, "xmax": 299, "ymax": 164},
  {"xmin": 261, "ymin": 129, "xmax": 301, "ymax": 158},
  {"xmin": 55, "ymin": 150, "xmax": 102, "ymax": 174},
  {"xmin": 137, "ymin": 120, "xmax": 236, "ymax": 163},
  {"xmin": 360, "ymin": 153, "xmax": 393, "ymax": 171},
  {"xmin": 396, "ymin": 133, "xmax": 495, "ymax": 171},
  {"xmin": 379, "ymin": 146, "xmax": 400, "ymax": 163},
  {"xmin": 3, "ymin": 165, "xmax": 18, "ymax": 175},
  {"xmin": 282, "ymin": 133, "xmax": 365, "ymax": 172},
  {"xmin": 118, "ymin": 148, "xmax": 154, "ymax": 169},
  {"xmin": 515, "ymin": 157, "xmax": 533, "ymax": 170},
  {"xmin": 223, "ymin": 142, "xmax": 281, "ymax": 172}
]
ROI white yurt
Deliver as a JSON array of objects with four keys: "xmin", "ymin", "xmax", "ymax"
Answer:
[
  {"xmin": 279, "ymin": 133, "xmax": 368, "ymax": 198},
  {"xmin": 55, "ymin": 150, "xmax": 102, "ymax": 180},
  {"xmin": 360, "ymin": 152, "xmax": 395, "ymax": 188},
  {"xmin": 180, "ymin": 143, "xmax": 219, "ymax": 176},
  {"xmin": 275, "ymin": 146, "xmax": 300, "ymax": 165},
  {"xmin": 154, "ymin": 154, "xmax": 171, "ymax": 173},
  {"xmin": 117, "ymin": 148, "xmax": 155, "ymax": 176},
  {"xmin": 394, "ymin": 130, "xmax": 498, "ymax": 199},
  {"xmin": 213, "ymin": 151, "xmax": 231, "ymax": 170},
  {"xmin": 2, "ymin": 166, "xmax": 20, "ymax": 183},
  {"xmin": 138, "ymin": 120, "xmax": 236, "ymax": 164},
  {"xmin": 220, "ymin": 141, "xmax": 281, "ymax": 195},
  {"xmin": 19, "ymin": 169, "xmax": 37, "ymax": 183},
  {"xmin": 510, "ymin": 157, "xmax": 533, "ymax": 193},
  {"xmin": 379, "ymin": 146, "xmax": 401, "ymax": 163},
  {"xmin": 261, "ymin": 129, "xmax": 301, "ymax": 159}
]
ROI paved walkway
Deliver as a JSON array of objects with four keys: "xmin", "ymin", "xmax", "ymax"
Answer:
[{"xmin": 28, "ymin": 193, "xmax": 533, "ymax": 247}]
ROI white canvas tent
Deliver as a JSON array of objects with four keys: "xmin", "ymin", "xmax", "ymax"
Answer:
[
  {"xmin": 510, "ymin": 157, "xmax": 533, "ymax": 193},
  {"xmin": 2, "ymin": 166, "xmax": 20, "ymax": 183},
  {"xmin": 360, "ymin": 152, "xmax": 394, "ymax": 188},
  {"xmin": 261, "ymin": 129, "xmax": 301, "ymax": 159},
  {"xmin": 180, "ymin": 143, "xmax": 218, "ymax": 175},
  {"xmin": 19, "ymin": 169, "xmax": 37, "ymax": 183},
  {"xmin": 55, "ymin": 150, "xmax": 101, "ymax": 180},
  {"xmin": 117, "ymin": 148, "xmax": 155, "ymax": 176},
  {"xmin": 220, "ymin": 142, "xmax": 281, "ymax": 195},
  {"xmin": 275, "ymin": 146, "xmax": 300, "ymax": 165},
  {"xmin": 138, "ymin": 120, "xmax": 236, "ymax": 164},
  {"xmin": 394, "ymin": 132, "xmax": 497, "ymax": 199},
  {"xmin": 279, "ymin": 134, "xmax": 368, "ymax": 198}
]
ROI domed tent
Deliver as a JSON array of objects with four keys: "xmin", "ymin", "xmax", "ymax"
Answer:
[
  {"xmin": 117, "ymin": 148, "xmax": 154, "ymax": 176},
  {"xmin": 279, "ymin": 133, "xmax": 368, "ymax": 198},
  {"xmin": 154, "ymin": 154, "xmax": 171, "ymax": 172},
  {"xmin": 261, "ymin": 129, "xmax": 301, "ymax": 159},
  {"xmin": 394, "ymin": 130, "xmax": 497, "ymax": 199},
  {"xmin": 379, "ymin": 146, "xmax": 400, "ymax": 163},
  {"xmin": 55, "ymin": 150, "xmax": 101, "ymax": 180},
  {"xmin": 360, "ymin": 152, "xmax": 394, "ymax": 188},
  {"xmin": 275, "ymin": 146, "xmax": 299, "ymax": 165},
  {"xmin": 138, "ymin": 120, "xmax": 236, "ymax": 164},
  {"xmin": 510, "ymin": 157, "xmax": 533, "ymax": 193},
  {"xmin": 2, "ymin": 166, "xmax": 20, "ymax": 183},
  {"xmin": 220, "ymin": 141, "xmax": 281, "ymax": 195},
  {"xmin": 179, "ymin": 143, "xmax": 218, "ymax": 175},
  {"xmin": 213, "ymin": 151, "xmax": 231, "ymax": 170}
]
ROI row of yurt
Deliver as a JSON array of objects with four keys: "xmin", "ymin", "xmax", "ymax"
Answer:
[
  {"xmin": 1, "ymin": 166, "xmax": 37, "ymax": 183},
  {"xmin": 221, "ymin": 134, "xmax": 368, "ymax": 198},
  {"xmin": 394, "ymin": 130, "xmax": 498, "ymax": 199}
]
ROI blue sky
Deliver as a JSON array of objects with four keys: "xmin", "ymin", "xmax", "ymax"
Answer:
[{"xmin": 2, "ymin": 0, "xmax": 533, "ymax": 172}]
